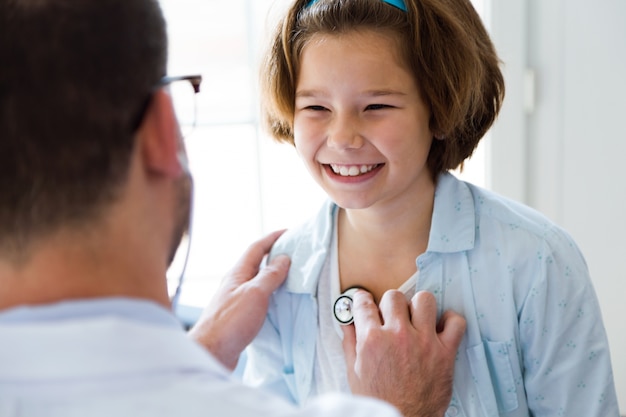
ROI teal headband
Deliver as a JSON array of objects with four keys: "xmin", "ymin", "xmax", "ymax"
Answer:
[{"xmin": 305, "ymin": 0, "xmax": 407, "ymax": 12}]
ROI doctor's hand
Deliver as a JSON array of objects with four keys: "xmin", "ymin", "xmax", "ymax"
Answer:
[
  {"xmin": 188, "ymin": 230, "xmax": 290, "ymax": 371},
  {"xmin": 342, "ymin": 290, "xmax": 466, "ymax": 417}
]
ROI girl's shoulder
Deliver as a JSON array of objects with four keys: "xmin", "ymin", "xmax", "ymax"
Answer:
[
  {"xmin": 269, "ymin": 199, "xmax": 337, "ymax": 258},
  {"xmin": 268, "ymin": 199, "xmax": 337, "ymax": 294},
  {"xmin": 455, "ymin": 177, "xmax": 584, "ymax": 261},
  {"xmin": 436, "ymin": 173, "xmax": 581, "ymax": 255}
]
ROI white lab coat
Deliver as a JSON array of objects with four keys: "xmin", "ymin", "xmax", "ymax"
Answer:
[{"xmin": 0, "ymin": 299, "xmax": 399, "ymax": 417}]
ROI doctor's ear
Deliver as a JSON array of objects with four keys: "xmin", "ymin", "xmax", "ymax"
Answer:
[{"xmin": 138, "ymin": 89, "xmax": 185, "ymax": 177}]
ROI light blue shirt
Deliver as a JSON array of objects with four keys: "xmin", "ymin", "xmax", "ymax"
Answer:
[
  {"xmin": 243, "ymin": 173, "xmax": 619, "ymax": 416},
  {"xmin": 0, "ymin": 298, "xmax": 401, "ymax": 417}
]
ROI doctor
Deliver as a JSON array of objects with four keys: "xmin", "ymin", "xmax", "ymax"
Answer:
[{"xmin": 0, "ymin": 1, "xmax": 466, "ymax": 416}]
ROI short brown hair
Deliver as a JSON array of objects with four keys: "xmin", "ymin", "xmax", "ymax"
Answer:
[
  {"xmin": 0, "ymin": 0, "xmax": 167, "ymax": 255},
  {"xmin": 260, "ymin": 0, "xmax": 504, "ymax": 176}
]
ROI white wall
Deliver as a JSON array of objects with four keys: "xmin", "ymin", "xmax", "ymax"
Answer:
[{"xmin": 490, "ymin": 0, "xmax": 626, "ymax": 412}]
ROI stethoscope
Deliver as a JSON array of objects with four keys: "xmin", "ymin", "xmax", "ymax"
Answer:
[
  {"xmin": 169, "ymin": 163, "xmax": 194, "ymax": 311},
  {"xmin": 333, "ymin": 286, "xmax": 369, "ymax": 325}
]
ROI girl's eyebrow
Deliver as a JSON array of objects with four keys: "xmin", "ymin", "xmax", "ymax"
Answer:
[
  {"xmin": 365, "ymin": 89, "xmax": 407, "ymax": 97},
  {"xmin": 295, "ymin": 89, "xmax": 407, "ymax": 98},
  {"xmin": 295, "ymin": 89, "xmax": 325, "ymax": 98}
]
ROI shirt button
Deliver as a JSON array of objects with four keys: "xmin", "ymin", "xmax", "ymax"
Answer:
[{"xmin": 446, "ymin": 406, "xmax": 459, "ymax": 416}]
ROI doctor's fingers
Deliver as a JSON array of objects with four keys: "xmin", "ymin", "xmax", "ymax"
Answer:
[
  {"xmin": 349, "ymin": 290, "xmax": 408, "ymax": 359},
  {"xmin": 246, "ymin": 254, "xmax": 291, "ymax": 297},
  {"xmin": 410, "ymin": 291, "xmax": 466, "ymax": 353},
  {"xmin": 377, "ymin": 290, "xmax": 412, "ymax": 328},
  {"xmin": 350, "ymin": 290, "xmax": 382, "ymax": 332},
  {"xmin": 437, "ymin": 309, "xmax": 467, "ymax": 353},
  {"xmin": 409, "ymin": 291, "xmax": 438, "ymax": 331},
  {"xmin": 340, "ymin": 324, "xmax": 357, "ymax": 370},
  {"xmin": 225, "ymin": 229, "xmax": 286, "ymax": 286}
]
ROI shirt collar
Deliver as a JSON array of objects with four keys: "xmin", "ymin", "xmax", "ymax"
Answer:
[
  {"xmin": 427, "ymin": 172, "xmax": 476, "ymax": 253},
  {"xmin": 0, "ymin": 297, "xmax": 182, "ymax": 329},
  {"xmin": 0, "ymin": 298, "xmax": 227, "ymax": 382}
]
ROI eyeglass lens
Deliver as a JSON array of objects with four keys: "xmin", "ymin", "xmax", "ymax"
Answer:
[{"xmin": 167, "ymin": 80, "xmax": 199, "ymax": 138}]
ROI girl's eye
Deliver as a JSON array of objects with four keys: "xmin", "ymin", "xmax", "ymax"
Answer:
[
  {"xmin": 305, "ymin": 105, "xmax": 327, "ymax": 111},
  {"xmin": 365, "ymin": 104, "xmax": 393, "ymax": 111}
]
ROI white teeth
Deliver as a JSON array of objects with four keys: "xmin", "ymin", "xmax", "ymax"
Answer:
[{"xmin": 330, "ymin": 164, "xmax": 377, "ymax": 177}]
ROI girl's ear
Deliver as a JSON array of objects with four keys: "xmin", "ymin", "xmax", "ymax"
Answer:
[{"xmin": 136, "ymin": 88, "xmax": 186, "ymax": 177}]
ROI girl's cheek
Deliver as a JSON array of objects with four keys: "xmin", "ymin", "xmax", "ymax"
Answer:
[{"xmin": 294, "ymin": 121, "xmax": 321, "ymax": 144}]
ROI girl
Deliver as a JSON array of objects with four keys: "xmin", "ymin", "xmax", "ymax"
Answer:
[{"xmin": 243, "ymin": 0, "xmax": 619, "ymax": 415}]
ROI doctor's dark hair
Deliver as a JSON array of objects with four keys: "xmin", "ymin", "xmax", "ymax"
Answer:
[
  {"xmin": 260, "ymin": 0, "xmax": 505, "ymax": 176},
  {"xmin": 0, "ymin": 0, "xmax": 167, "ymax": 256}
]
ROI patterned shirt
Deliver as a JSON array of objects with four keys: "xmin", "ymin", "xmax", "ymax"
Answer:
[{"xmin": 243, "ymin": 172, "xmax": 620, "ymax": 417}]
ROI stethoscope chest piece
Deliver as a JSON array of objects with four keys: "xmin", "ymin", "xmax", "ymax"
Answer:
[{"xmin": 333, "ymin": 286, "xmax": 365, "ymax": 325}]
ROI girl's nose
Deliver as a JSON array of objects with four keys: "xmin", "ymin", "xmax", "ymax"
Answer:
[{"xmin": 326, "ymin": 114, "xmax": 364, "ymax": 150}]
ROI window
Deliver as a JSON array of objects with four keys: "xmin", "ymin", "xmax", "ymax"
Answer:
[{"xmin": 162, "ymin": 0, "xmax": 490, "ymax": 317}]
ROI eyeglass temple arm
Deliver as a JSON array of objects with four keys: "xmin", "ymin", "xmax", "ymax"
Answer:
[{"xmin": 160, "ymin": 74, "xmax": 203, "ymax": 93}]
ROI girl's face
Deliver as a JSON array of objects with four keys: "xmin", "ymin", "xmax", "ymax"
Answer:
[{"xmin": 294, "ymin": 30, "xmax": 434, "ymax": 212}]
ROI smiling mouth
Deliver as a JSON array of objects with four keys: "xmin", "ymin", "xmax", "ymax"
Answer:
[{"xmin": 328, "ymin": 163, "xmax": 382, "ymax": 177}]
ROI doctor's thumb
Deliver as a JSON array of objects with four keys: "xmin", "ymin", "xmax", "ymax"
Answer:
[
  {"xmin": 341, "ymin": 324, "xmax": 357, "ymax": 367},
  {"xmin": 256, "ymin": 254, "xmax": 290, "ymax": 294}
]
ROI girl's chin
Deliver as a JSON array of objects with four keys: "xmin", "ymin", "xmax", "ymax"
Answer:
[{"xmin": 326, "ymin": 195, "xmax": 375, "ymax": 211}]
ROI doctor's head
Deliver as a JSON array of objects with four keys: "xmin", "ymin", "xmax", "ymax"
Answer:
[{"xmin": 0, "ymin": 0, "xmax": 190, "ymax": 270}]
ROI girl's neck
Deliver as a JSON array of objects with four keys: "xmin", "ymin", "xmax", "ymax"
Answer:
[{"xmin": 337, "ymin": 184, "xmax": 435, "ymax": 302}]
